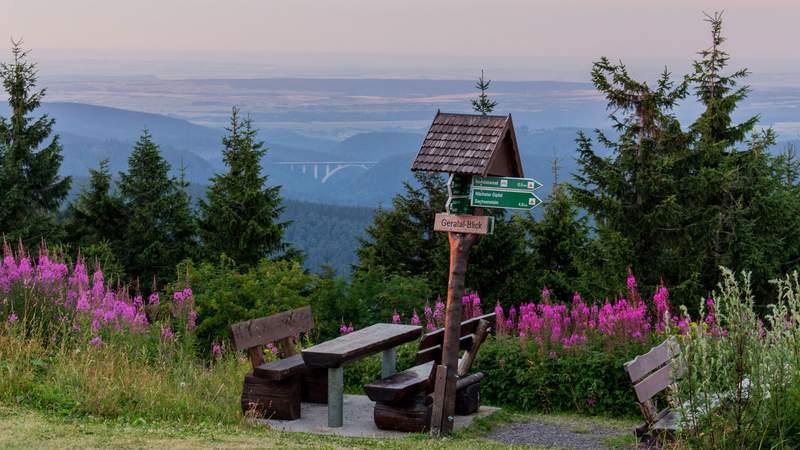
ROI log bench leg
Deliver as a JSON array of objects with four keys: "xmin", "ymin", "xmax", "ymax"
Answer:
[
  {"xmin": 381, "ymin": 347, "xmax": 397, "ymax": 378},
  {"xmin": 328, "ymin": 366, "xmax": 344, "ymax": 427}
]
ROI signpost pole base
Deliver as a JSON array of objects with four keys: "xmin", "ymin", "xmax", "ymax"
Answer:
[{"xmin": 431, "ymin": 231, "xmax": 477, "ymax": 437}]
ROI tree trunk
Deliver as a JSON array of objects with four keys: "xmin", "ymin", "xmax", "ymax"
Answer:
[{"xmin": 431, "ymin": 231, "xmax": 478, "ymax": 436}]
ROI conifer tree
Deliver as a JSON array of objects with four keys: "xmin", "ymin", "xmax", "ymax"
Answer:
[
  {"xmin": 0, "ymin": 40, "xmax": 70, "ymax": 241},
  {"xmin": 523, "ymin": 184, "xmax": 590, "ymax": 301},
  {"xmin": 571, "ymin": 58, "xmax": 694, "ymax": 299},
  {"xmin": 471, "ymin": 69, "xmax": 497, "ymax": 115},
  {"xmin": 685, "ymin": 12, "xmax": 800, "ymax": 301},
  {"xmin": 119, "ymin": 130, "xmax": 198, "ymax": 284},
  {"xmin": 198, "ymin": 107, "xmax": 288, "ymax": 267},
  {"xmin": 64, "ymin": 159, "xmax": 126, "ymax": 248}
]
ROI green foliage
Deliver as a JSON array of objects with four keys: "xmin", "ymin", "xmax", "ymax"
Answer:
[
  {"xmin": 471, "ymin": 69, "xmax": 498, "ymax": 115},
  {"xmin": 64, "ymin": 159, "xmax": 127, "ymax": 254},
  {"xmin": 474, "ymin": 336, "xmax": 649, "ymax": 416},
  {"xmin": 0, "ymin": 331, "xmax": 247, "ymax": 424},
  {"xmin": 188, "ymin": 256, "xmax": 315, "ymax": 349},
  {"xmin": 571, "ymin": 14, "xmax": 800, "ymax": 308},
  {"xmin": 199, "ymin": 108, "xmax": 289, "ymax": 267},
  {"xmin": 355, "ymin": 171, "xmax": 534, "ymax": 304},
  {"xmin": 282, "ymin": 200, "xmax": 374, "ymax": 275},
  {"xmin": 0, "ymin": 40, "xmax": 71, "ymax": 243},
  {"xmin": 675, "ymin": 269, "xmax": 800, "ymax": 449},
  {"xmin": 521, "ymin": 185, "xmax": 590, "ymax": 302},
  {"xmin": 571, "ymin": 58, "xmax": 693, "ymax": 303},
  {"xmin": 118, "ymin": 130, "xmax": 198, "ymax": 285}
]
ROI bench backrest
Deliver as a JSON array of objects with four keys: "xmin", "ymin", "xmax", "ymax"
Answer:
[
  {"xmin": 623, "ymin": 336, "xmax": 684, "ymax": 424},
  {"xmin": 230, "ymin": 306, "xmax": 314, "ymax": 368},
  {"xmin": 415, "ymin": 312, "xmax": 496, "ymax": 376}
]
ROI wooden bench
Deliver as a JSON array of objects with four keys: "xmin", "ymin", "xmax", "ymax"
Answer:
[
  {"xmin": 231, "ymin": 306, "xmax": 327, "ymax": 420},
  {"xmin": 623, "ymin": 336, "xmax": 685, "ymax": 443},
  {"xmin": 364, "ymin": 312, "xmax": 496, "ymax": 432}
]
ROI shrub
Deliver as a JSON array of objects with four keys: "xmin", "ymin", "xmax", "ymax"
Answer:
[
  {"xmin": 475, "ymin": 335, "xmax": 648, "ymax": 416},
  {"xmin": 187, "ymin": 256, "xmax": 315, "ymax": 349},
  {"xmin": 675, "ymin": 269, "xmax": 800, "ymax": 448}
]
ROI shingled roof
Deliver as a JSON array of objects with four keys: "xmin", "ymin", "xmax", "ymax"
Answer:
[{"xmin": 411, "ymin": 111, "xmax": 524, "ymax": 177}]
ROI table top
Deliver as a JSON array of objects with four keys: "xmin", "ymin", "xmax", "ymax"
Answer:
[{"xmin": 302, "ymin": 323, "xmax": 422, "ymax": 368}]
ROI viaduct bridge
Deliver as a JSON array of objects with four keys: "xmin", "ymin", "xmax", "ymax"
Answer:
[{"xmin": 274, "ymin": 161, "xmax": 378, "ymax": 183}]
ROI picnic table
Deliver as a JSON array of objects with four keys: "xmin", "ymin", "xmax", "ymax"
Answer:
[{"xmin": 302, "ymin": 323, "xmax": 423, "ymax": 427}]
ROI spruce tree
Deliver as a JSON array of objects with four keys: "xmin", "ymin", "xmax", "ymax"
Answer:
[
  {"xmin": 64, "ymin": 159, "xmax": 126, "ymax": 248},
  {"xmin": 119, "ymin": 130, "xmax": 198, "ymax": 284},
  {"xmin": 523, "ymin": 184, "xmax": 590, "ymax": 301},
  {"xmin": 571, "ymin": 58, "xmax": 694, "ymax": 300},
  {"xmin": 354, "ymin": 171, "xmax": 532, "ymax": 303},
  {"xmin": 198, "ymin": 107, "xmax": 288, "ymax": 266},
  {"xmin": 471, "ymin": 70, "xmax": 497, "ymax": 115},
  {"xmin": 685, "ymin": 12, "xmax": 800, "ymax": 302},
  {"xmin": 0, "ymin": 40, "xmax": 70, "ymax": 241}
]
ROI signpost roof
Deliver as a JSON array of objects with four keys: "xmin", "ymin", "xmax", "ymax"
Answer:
[{"xmin": 411, "ymin": 111, "xmax": 524, "ymax": 177}]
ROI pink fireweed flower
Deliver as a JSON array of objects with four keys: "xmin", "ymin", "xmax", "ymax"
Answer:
[
  {"xmin": 7, "ymin": 313, "xmax": 18, "ymax": 323},
  {"xmin": 148, "ymin": 292, "xmax": 159, "ymax": 305},
  {"xmin": 89, "ymin": 336, "xmax": 102, "ymax": 347},
  {"xmin": 162, "ymin": 325, "xmax": 174, "ymax": 339},
  {"xmin": 410, "ymin": 309, "xmax": 421, "ymax": 326},
  {"xmin": 391, "ymin": 310, "xmax": 400, "ymax": 324},
  {"xmin": 211, "ymin": 342, "xmax": 222, "ymax": 356},
  {"xmin": 626, "ymin": 272, "xmax": 636, "ymax": 290},
  {"xmin": 542, "ymin": 287, "xmax": 551, "ymax": 303},
  {"xmin": 548, "ymin": 351, "xmax": 557, "ymax": 360},
  {"xmin": 187, "ymin": 309, "xmax": 197, "ymax": 330}
]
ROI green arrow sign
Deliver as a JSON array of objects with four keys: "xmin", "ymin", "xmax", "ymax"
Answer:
[
  {"xmin": 473, "ymin": 176, "xmax": 543, "ymax": 191},
  {"xmin": 448, "ymin": 174, "xmax": 472, "ymax": 197},
  {"xmin": 471, "ymin": 187, "xmax": 542, "ymax": 210},
  {"xmin": 447, "ymin": 197, "xmax": 472, "ymax": 214}
]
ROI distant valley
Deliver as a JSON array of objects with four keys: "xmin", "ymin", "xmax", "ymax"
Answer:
[{"xmin": 10, "ymin": 77, "xmax": 800, "ymax": 275}]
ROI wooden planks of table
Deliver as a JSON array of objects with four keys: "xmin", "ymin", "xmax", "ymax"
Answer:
[{"xmin": 301, "ymin": 323, "xmax": 423, "ymax": 427}]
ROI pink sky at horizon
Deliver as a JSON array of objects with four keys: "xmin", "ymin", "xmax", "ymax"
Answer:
[{"xmin": 1, "ymin": 1, "xmax": 798, "ymax": 80}]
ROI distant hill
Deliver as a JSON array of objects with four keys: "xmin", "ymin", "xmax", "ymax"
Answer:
[{"xmin": 68, "ymin": 177, "xmax": 373, "ymax": 276}]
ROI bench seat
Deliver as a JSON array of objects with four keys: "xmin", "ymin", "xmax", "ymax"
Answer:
[
  {"xmin": 364, "ymin": 361, "xmax": 434, "ymax": 403},
  {"xmin": 253, "ymin": 353, "xmax": 307, "ymax": 381}
]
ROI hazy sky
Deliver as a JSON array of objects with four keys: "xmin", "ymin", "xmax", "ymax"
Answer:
[{"xmin": 2, "ymin": 0, "xmax": 798, "ymax": 79}]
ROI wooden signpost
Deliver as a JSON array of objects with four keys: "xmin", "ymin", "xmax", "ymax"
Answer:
[{"xmin": 411, "ymin": 111, "xmax": 539, "ymax": 437}]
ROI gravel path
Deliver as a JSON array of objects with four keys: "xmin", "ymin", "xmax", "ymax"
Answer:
[{"xmin": 488, "ymin": 417, "xmax": 631, "ymax": 449}]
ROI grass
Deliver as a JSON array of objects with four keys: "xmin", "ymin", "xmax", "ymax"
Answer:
[
  {"xmin": 0, "ymin": 403, "xmax": 639, "ymax": 450},
  {"xmin": 0, "ymin": 403, "xmax": 516, "ymax": 450}
]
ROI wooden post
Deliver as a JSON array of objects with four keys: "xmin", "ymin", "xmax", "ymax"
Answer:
[{"xmin": 431, "ymin": 231, "xmax": 478, "ymax": 437}]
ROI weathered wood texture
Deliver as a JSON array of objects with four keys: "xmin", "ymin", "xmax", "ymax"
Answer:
[
  {"xmin": 415, "ymin": 334, "xmax": 475, "ymax": 365},
  {"xmin": 432, "ymin": 231, "xmax": 478, "ymax": 436},
  {"xmin": 240, "ymin": 373, "xmax": 301, "ymax": 420},
  {"xmin": 411, "ymin": 112, "xmax": 524, "ymax": 177},
  {"xmin": 374, "ymin": 395, "xmax": 433, "ymax": 432},
  {"xmin": 455, "ymin": 380, "xmax": 481, "ymax": 415},
  {"xmin": 302, "ymin": 368, "xmax": 328, "ymax": 404},
  {"xmin": 458, "ymin": 319, "xmax": 489, "ymax": 376},
  {"xmin": 253, "ymin": 354, "xmax": 306, "ymax": 380},
  {"xmin": 418, "ymin": 313, "xmax": 496, "ymax": 350},
  {"xmin": 230, "ymin": 306, "xmax": 314, "ymax": 352},
  {"xmin": 623, "ymin": 337, "xmax": 686, "ymax": 442},
  {"xmin": 364, "ymin": 361, "xmax": 435, "ymax": 403},
  {"xmin": 301, "ymin": 323, "xmax": 422, "ymax": 368},
  {"xmin": 624, "ymin": 336, "xmax": 679, "ymax": 383}
]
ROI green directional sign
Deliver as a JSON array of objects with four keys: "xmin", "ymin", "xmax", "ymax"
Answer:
[
  {"xmin": 448, "ymin": 174, "xmax": 472, "ymax": 197},
  {"xmin": 473, "ymin": 176, "xmax": 542, "ymax": 191},
  {"xmin": 447, "ymin": 196, "xmax": 472, "ymax": 214},
  {"xmin": 471, "ymin": 187, "xmax": 542, "ymax": 210}
]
